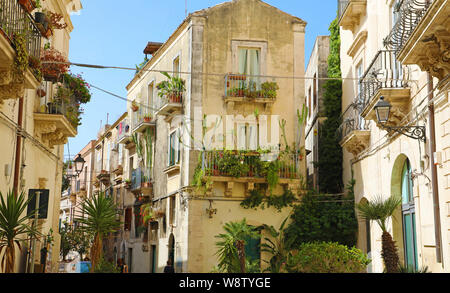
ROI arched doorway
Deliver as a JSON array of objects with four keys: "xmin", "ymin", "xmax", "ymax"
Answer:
[
  {"xmin": 357, "ymin": 197, "xmax": 372, "ymax": 272},
  {"xmin": 391, "ymin": 155, "xmax": 418, "ymax": 270},
  {"xmin": 400, "ymin": 158, "xmax": 418, "ymax": 270}
]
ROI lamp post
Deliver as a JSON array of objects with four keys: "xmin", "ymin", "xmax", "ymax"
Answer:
[{"xmin": 374, "ymin": 96, "xmax": 426, "ymax": 142}]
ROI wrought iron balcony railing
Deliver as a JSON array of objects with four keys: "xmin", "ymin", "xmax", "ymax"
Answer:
[
  {"xmin": 0, "ymin": 0, "xmax": 41, "ymax": 60},
  {"xmin": 383, "ymin": 0, "xmax": 432, "ymax": 54},
  {"xmin": 224, "ymin": 74, "xmax": 279, "ymax": 100},
  {"xmin": 201, "ymin": 151, "xmax": 301, "ymax": 180},
  {"xmin": 37, "ymin": 81, "xmax": 80, "ymax": 129},
  {"xmin": 131, "ymin": 167, "xmax": 152, "ymax": 192},
  {"xmin": 359, "ymin": 50, "xmax": 409, "ymax": 111},
  {"xmin": 338, "ymin": 0, "xmax": 351, "ymax": 21},
  {"xmin": 337, "ymin": 98, "xmax": 370, "ymax": 141},
  {"xmin": 117, "ymin": 119, "xmax": 132, "ymax": 144}
]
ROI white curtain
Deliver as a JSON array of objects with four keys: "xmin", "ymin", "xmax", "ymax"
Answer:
[{"xmin": 238, "ymin": 48, "xmax": 261, "ymax": 90}]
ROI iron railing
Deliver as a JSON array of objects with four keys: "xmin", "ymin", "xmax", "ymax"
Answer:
[
  {"xmin": 383, "ymin": 0, "xmax": 433, "ymax": 54},
  {"xmin": 338, "ymin": 0, "xmax": 351, "ymax": 21},
  {"xmin": 0, "ymin": 0, "xmax": 41, "ymax": 60},
  {"xmin": 359, "ymin": 50, "xmax": 409, "ymax": 111},
  {"xmin": 117, "ymin": 119, "xmax": 131, "ymax": 143},
  {"xmin": 201, "ymin": 151, "xmax": 301, "ymax": 179},
  {"xmin": 131, "ymin": 167, "xmax": 151, "ymax": 190},
  {"xmin": 224, "ymin": 73, "xmax": 279, "ymax": 99},
  {"xmin": 156, "ymin": 91, "xmax": 183, "ymax": 111},
  {"xmin": 337, "ymin": 98, "xmax": 370, "ymax": 141},
  {"xmin": 132, "ymin": 106, "xmax": 153, "ymax": 130},
  {"xmin": 37, "ymin": 81, "xmax": 79, "ymax": 128}
]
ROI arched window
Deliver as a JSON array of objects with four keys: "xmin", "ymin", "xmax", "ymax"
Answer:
[{"xmin": 401, "ymin": 159, "xmax": 418, "ymax": 270}]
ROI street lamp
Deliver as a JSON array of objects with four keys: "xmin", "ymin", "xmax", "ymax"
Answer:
[
  {"xmin": 374, "ymin": 96, "xmax": 426, "ymax": 142},
  {"xmin": 73, "ymin": 154, "xmax": 86, "ymax": 178}
]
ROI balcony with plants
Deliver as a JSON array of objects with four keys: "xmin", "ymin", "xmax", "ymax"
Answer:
[
  {"xmin": 224, "ymin": 73, "xmax": 279, "ymax": 111},
  {"xmin": 193, "ymin": 149, "xmax": 303, "ymax": 198},
  {"xmin": 34, "ymin": 72, "xmax": 91, "ymax": 148},
  {"xmin": 337, "ymin": 0, "xmax": 367, "ymax": 32},
  {"xmin": 338, "ymin": 99, "xmax": 371, "ymax": 157},
  {"xmin": 0, "ymin": 0, "xmax": 43, "ymax": 100},
  {"xmin": 131, "ymin": 106, "xmax": 155, "ymax": 133},
  {"xmin": 155, "ymin": 71, "xmax": 184, "ymax": 120},
  {"xmin": 359, "ymin": 50, "xmax": 411, "ymax": 127},
  {"xmin": 384, "ymin": 0, "xmax": 449, "ymax": 82},
  {"xmin": 130, "ymin": 167, "xmax": 153, "ymax": 198},
  {"xmin": 130, "ymin": 129, "xmax": 153, "ymax": 198}
]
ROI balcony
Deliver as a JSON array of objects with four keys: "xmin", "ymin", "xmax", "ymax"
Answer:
[
  {"xmin": 337, "ymin": 0, "xmax": 367, "ymax": 32},
  {"xmin": 224, "ymin": 74, "xmax": 278, "ymax": 111},
  {"xmin": 0, "ymin": 0, "xmax": 42, "ymax": 100},
  {"xmin": 338, "ymin": 100, "xmax": 371, "ymax": 156},
  {"xmin": 155, "ymin": 92, "xmax": 183, "ymax": 121},
  {"xmin": 34, "ymin": 81, "xmax": 78, "ymax": 148},
  {"xmin": 384, "ymin": 0, "xmax": 449, "ymax": 82},
  {"xmin": 117, "ymin": 119, "xmax": 133, "ymax": 145},
  {"xmin": 198, "ymin": 150, "xmax": 302, "ymax": 197},
  {"xmin": 97, "ymin": 170, "xmax": 111, "ymax": 184},
  {"xmin": 132, "ymin": 108, "xmax": 155, "ymax": 133},
  {"xmin": 359, "ymin": 50, "xmax": 411, "ymax": 127},
  {"xmin": 130, "ymin": 167, "xmax": 153, "ymax": 198}
]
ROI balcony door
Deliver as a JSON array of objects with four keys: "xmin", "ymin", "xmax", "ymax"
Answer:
[{"xmin": 238, "ymin": 48, "xmax": 261, "ymax": 90}]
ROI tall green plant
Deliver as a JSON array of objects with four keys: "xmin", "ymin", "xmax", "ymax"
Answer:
[
  {"xmin": 356, "ymin": 195, "xmax": 402, "ymax": 273},
  {"xmin": 0, "ymin": 190, "xmax": 41, "ymax": 273},
  {"xmin": 215, "ymin": 219, "xmax": 260, "ymax": 273},
  {"xmin": 317, "ymin": 17, "xmax": 343, "ymax": 193},
  {"xmin": 261, "ymin": 217, "xmax": 294, "ymax": 273},
  {"xmin": 76, "ymin": 192, "xmax": 120, "ymax": 270}
]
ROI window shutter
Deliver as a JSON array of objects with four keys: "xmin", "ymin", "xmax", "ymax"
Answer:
[{"xmin": 125, "ymin": 208, "xmax": 132, "ymax": 231}]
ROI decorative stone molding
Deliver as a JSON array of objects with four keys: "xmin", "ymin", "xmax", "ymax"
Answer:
[
  {"xmin": 398, "ymin": 0, "xmax": 450, "ymax": 82},
  {"xmin": 340, "ymin": 130, "xmax": 371, "ymax": 156},
  {"xmin": 339, "ymin": 0, "xmax": 367, "ymax": 32},
  {"xmin": 34, "ymin": 113, "xmax": 77, "ymax": 149},
  {"xmin": 347, "ymin": 30, "xmax": 368, "ymax": 58},
  {"xmin": 38, "ymin": 177, "xmax": 48, "ymax": 189}
]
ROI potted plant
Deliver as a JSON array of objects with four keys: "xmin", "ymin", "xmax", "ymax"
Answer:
[
  {"xmin": 124, "ymin": 179, "xmax": 131, "ymax": 189},
  {"xmin": 261, "ymin": 81, "xmax": 279, "ymax": 99},
  {"xmin": 40, "ymin": 47, "xmax": 69, "ymax": 82},
  {"xmin": 156, "ymin": 71, "xmax": 185, "ymax": 103},
  {"xmin": 143, "ymin": 114, "xmax": 152, "ymax": 122},
  {"xmin": 131, "ymin": 101, "xmax": 139, "ymax": 112}
]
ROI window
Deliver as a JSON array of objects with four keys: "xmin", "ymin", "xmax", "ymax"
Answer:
[
  {"xmin": 173, "ymin": 56, "xmax": 180, "ymax": 78},
  {"xmin": 237, "ymin": 124, "xmax": 258, "ymax": 151},
  {"xmin": 148, "ymin": 82, "xmax": 154, "ymax": 115},
  {"xmin": 238, "ymin": 48, "xmax": 260, "ymax": 76},
  {"xmin": 238, "ymin": 48, "xmax": 261, "ymax": 90},
  {"xmin": 168, "ymin": 130, "xmax": 180, "ymax": 166},
  {"xmin": 401, "ymin": 159, "xmax": 418, "ymax": 271},
  {"xmin": 356, "ymin": 62, "xmax": 364, "ymax": 96},
  {"xmin": 313, "ymin": 73, "xmax": 317, "ymax": 111},
  {"xmin": 308, "ymin": 87, "xmax": 312, "ymax": 118},
  {"xmin": 169, "ymin": 196, "xmax": 176, "ymax": 226},
  {"xmin": 124, "ymin": 208, "xmax": 132, "ymax": 231}
]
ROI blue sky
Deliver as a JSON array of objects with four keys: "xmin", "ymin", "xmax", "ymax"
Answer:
[{"xmin": 65, "ymin": 0, "xmax": 338, "ymax": 159}]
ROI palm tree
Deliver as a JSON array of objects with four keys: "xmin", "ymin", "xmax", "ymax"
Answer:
[
  {"xmin": 356, "ymin": 194, "xmax": 402, "ymax": 273},
  {"xmin": 76, "ymin": 192, "xmax": 120, "ymax": 270},
  {"xmin": 215, "ymin": 218, "xmax": 260, "ymax": 273},
  {"xmin": 261, "ymin": 216, "xmax": 293, "ymax": 273},
  {"xmin": 0, "ymin": 190, "xmax": 40, "ymax": 273}
]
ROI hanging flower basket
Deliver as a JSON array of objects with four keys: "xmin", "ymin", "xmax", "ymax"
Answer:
[
  {"xmin": 131, "ymin": 101, "xmax": 139, "ymax": 112},
  {"xmin": 40, "ymin": 47, "xmax": 69, "ymax": 82}
]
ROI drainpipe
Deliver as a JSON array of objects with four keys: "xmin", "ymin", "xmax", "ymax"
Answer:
[
  {"xmin": 427, "ymin": 73, "xmax": 442, "ymax": 265},
  {"xmin": 13, "ymin": 97, "xmax": 24, "ymax": 196}
]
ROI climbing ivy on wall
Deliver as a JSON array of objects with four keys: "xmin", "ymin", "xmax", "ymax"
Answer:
[{"xmin": 316, "ymin": 17, "xmax": 343, "ymax": 194}]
